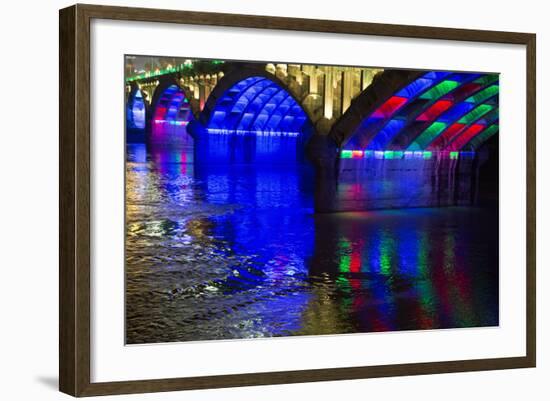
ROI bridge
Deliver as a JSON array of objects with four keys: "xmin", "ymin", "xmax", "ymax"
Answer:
[{"xmin": 126, "ymin": 59, "xmax": 499, "ymax": 212}]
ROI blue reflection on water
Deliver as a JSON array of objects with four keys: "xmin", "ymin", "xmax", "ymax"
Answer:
[
  {"xmin": 195, "ymin": 130, "xmax": 310, "ymax": 164},
  {"xmin": 125, "ymin": 144, "xmax": 498, "ymax": 344}
]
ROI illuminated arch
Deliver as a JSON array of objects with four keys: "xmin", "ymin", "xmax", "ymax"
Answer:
[
  {"xmin": 336, "ymin": 70, "xmax": 499, "ymax": 158},
  {"xmin": 425, "ymin": 104, "xmax": 498, "ymax": 151},
  {"xmin": 149, "ymin": 81, "xmax": 195, "ymax": 146},
  {"xmin": 192, "ymin": 70, "xmax": 314, "ymax": 163},
  {"xmin": 381, "ymin": 73, "xmax": 489, "ymax": 150},
  {"xmin": 461, "ymin": 123, "xmax": 499, "ymax": 151},
  {"xmin": 126, "ymin": 87, "xmax": 146, "ymax": 130},
  {"xmin": 329, "ymin": 69, "xmax": 424, "ymax": 148},
  {"xmin": 360, "ymin": 71, "xmax": 460, "ymax": 150},
  {"xmin": 201, "ymin": 75, "xmax": 311, "ymax": 136}
]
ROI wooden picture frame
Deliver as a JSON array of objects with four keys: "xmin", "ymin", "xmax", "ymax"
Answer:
[{"xmin": 59, "ymin": 3, "xmax": 536, "ymax": 396}]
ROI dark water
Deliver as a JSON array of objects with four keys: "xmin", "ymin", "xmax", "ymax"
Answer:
[{"xmin": 125, "ymin": 143, "xmax": 498, "ymax": 344}]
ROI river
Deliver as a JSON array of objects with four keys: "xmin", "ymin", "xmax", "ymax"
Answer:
[{"xmin": 125, "ymin": 143, "xmax": 498, "ymax": 344}]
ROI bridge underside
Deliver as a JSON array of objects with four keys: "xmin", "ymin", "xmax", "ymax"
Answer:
[
  {"xmin": 190, "ymin": 75, "xmax": 314, "ymax": 164},
  {"xmin": 126, "ymin": 66, "xmax": 499, "ymax": 213}
]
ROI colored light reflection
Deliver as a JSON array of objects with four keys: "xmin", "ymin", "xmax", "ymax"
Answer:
[
  {"xmin": 309, "ymin": 208, "xmax": 498, "ymax": 334},
  {"xmin": 338, "ymin": 239, "xmax": 351, "ymax": 273},
  {"xmin": 127, "ymin": 141, "xmax": 498, "ymax": 341}
]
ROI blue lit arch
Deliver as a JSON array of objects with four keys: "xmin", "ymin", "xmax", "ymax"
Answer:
[
  {"xmin": 203, "ymin": 76, "xmax": 310, "ymax": 136},
  {"xmin": 126, "ymin": 86, "xmax": 147, "ymax": 130},
  {"xmin": 192, "ymin": 69, "xmax": 315, "ymax": 163}
]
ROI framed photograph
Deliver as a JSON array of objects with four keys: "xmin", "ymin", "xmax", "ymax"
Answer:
[{"xmin": 59, "ymin": 4, "xmax": 536, "ymax": 396}]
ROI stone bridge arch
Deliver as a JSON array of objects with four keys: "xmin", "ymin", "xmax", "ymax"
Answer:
[
  {"xmin": 329, "ymin": 70, "xmax": 426, "ymax": 149},
  {"xmin": 147, "ymin": 77, "xmax": 196, "ymax": 146},
  {"xmin": 189, "ymin": 67, "xmax": 317, "ymax": 164},
  {"xmin": 331, "ymin": 70, "xmax": 500, "ymax": 154},
  {"xmin": 322, "ymin": 69, "xmax": 500, "ymax": 212},
  {"xmin": 195, "ymin": 67, "xmax": 316, "ymax": 127}
]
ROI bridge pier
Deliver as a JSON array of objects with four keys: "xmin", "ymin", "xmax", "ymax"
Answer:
[{"xmin": 306, "ymin": 135, "xmax": 339, "ymax": 213}]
